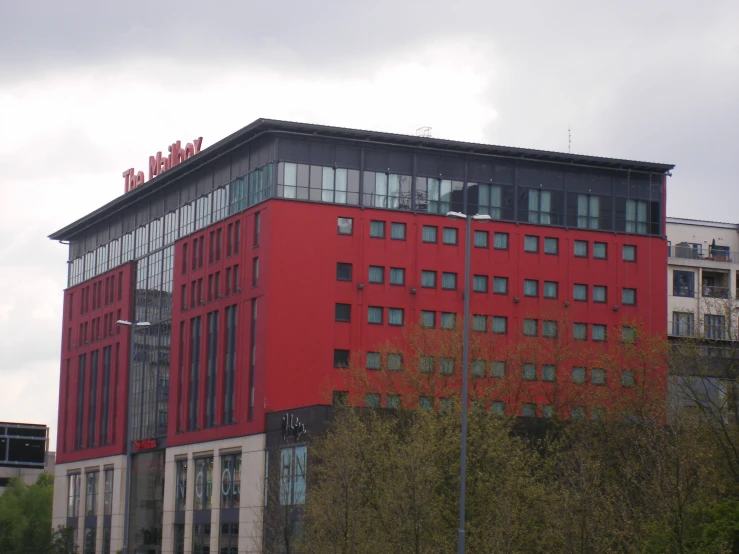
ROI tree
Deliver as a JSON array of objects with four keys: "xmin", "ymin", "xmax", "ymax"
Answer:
[{"xmin": 0, "ymin": 472, "xmax": 73, "ymax": 554}]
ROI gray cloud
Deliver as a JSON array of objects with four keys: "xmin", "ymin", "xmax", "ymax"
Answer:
[{"xmin": 0, "ymin": 0, "xmax": 737, "ymax": 446}]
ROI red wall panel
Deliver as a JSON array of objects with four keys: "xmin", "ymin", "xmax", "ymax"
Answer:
[{"xmin": 56, "ymin": 263, "xmax": 134, "ymax": 464}]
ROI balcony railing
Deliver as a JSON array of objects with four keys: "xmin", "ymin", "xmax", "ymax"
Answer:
[
  {"xmin": 668, "ymin": 320, "xmax": 732, "ymax": 341},
  {"xmin": 702, "ymin": 286, "xmax": 731, "ymax": 299},
  {"xmin": 668, "ymin": 245, "xmax": 739, "ymax": 264}
]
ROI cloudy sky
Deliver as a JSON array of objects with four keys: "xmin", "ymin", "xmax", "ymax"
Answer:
[{"xmin": 0, "ymin": 0, "xmax": 737, "ymax": 447}]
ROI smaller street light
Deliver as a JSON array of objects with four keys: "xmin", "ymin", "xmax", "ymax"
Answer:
[
  {"xmin": 445, "ymin": 210, "xmax": 493, "ymax": 554},
  {"xmin": 116, "ymin": 318, "xmax": 150, "ymax": 554}
]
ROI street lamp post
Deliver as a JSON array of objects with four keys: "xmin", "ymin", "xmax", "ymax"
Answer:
[
  {"xmin": 116, "ymin": 319, "xmax": 150, "ymax": 554},
  {"xmin": 446, "ymin": 211, "xmax": 491, "ymax": 554}
]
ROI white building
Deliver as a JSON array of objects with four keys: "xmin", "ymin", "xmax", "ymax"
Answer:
[{"xmin": 667, "ymin": 217, "xmax": 739, "ymax": 341}]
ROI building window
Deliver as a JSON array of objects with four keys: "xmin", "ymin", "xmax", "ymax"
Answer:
[
  {"xmin": 442, "ymin": 272, "xmax": 457, "ymax": 290},
  {"xmin": 577, "ymin": 194, "xmax": 600, "ymax": 229},
  {"xmin": 543, "ymin": 281, "xmax": 558, "ymax": 299},
  {"xmin": 419, "ymin": 397, "xmax": 433, "ymax": 411},
  {"xmin": 491, "ymin": 401, "xmax": 505, "ymax": 415},
  {"xmin": 673, "ymin": 270, "xmax": 695, "ymax": 297},
  {"xmin": 103, "ymin": 468, "xmax": 113, "ymax": 516},
  {"xmin": 193, "ymin": 457, "xmax": 214, "ymax": 511},
  {"xmin": 219, "ymin": 524, "xmax": 239, "ymax": 554},
  {"xmin": 387, "ymin": 395, "xmax": 402, "ymax": 409},
  {"xmin": 527, "ymin": 190, "xmax": 552, "ymax": 224},
  {"xmin": 368, "ymin": 306, "xmax": 383, "ymax": 324},
  {"xmin": 420, "ymin": 356, "xmax": 434, "ymax": 374},
  {"xmin": 593, "ymin": 286, "xmax": 607, "ymax": 303},
  {"xmin": 523, "ymin": 363, "xmax": 537, "ymax": 381},
  {"xmin": 441, "ymin": 312, "xmax": 456, "ymax": 330},
  {"xmin": 477, "ymin": 183, "xmax": 502, "ymax": 218},
  {"xmin": 366, "ymin": 393, "xmax": 381, "ymax": 408},
  {"xmin": 333, "ymin": 391, "xmax": 348, "ymax": 406},
  {"xmin": 491, "ymin": 316, "xmax": 506, "ymax": 334},
  {"xmin": 572, "ymin": 406, "xmax": 586, "ymax": 420},
  {"xmin": 493, "ymin": 277, "xmax": 508, "ymax": 294},
  {"xmin": 622, "ymin": 288, "xmax": 636, "ymax": 305},
  {"xmin": 335, "ymin": 303, "xmax": 351, "ymax": 322},
  {"xmin": 522, "ymin": 403, "xmax": 537, "ymax": 417},
  {"xmin": 338, "ymin": 217, "xmax": 353, "ymax": 235},
  {"xmin": 622, "ymin": 244, "xmax": 636, "ymax": 261},
  {"xmin": 474, "ymin": 231, "xmax": 489, "ymax": 248},
  {"xmin": 421, "ymin": 311, "xmax": 436, "ymax": 328},
  {"xmin": 592, "ymin": 324, "xmax": 607, "ymax": 341},
  {"xmin": 85, "ymin": 471, "xmax": 98, "ymax": 516},
  {"xmin": 542, "ymin": 320, "xmax": 558, "ymax": 338},
  {"xmin": 388, "ymin": 354, "xmax": 402, "ymax": 371},
  {"xmin": 391, "ymin": 222, "xmax": 406, "ymax": 240},
  {"xmin": 494, "ymin": 232, "xmax": 509, "ymax": 250},
  {"xmin": 572, "ymin": 367, "xmax": 586, "ymax": 384},
  {"xmin": 390, "ymin": 268, "xmax": 405, "ymax": 286},
  {"xmin": 573, "ymin": 284, "xmax": 588, "ymax": 301},
  {"xmin": 523, "ymin": 319, "xmax": 538, "ymax": 336},
  {"xmin": 672, "ymin": 312, "xmax": 695, "ymax": 337},
  {"xmin": 473, "ymin": 275, "xmax": 488, "ymax": 293},
  {"xmin": 421, "ymin": 270, "xmax": 437, "ymax": 288},
  {"xmin": 67, "ymin": 473, "xmax": 81, "ymax": 518},
  {"xmin": 541, "ymin": 405, "xmax": 554, "ymax": 418},
  {"xmin": 705, "ymin": 314, "xmax": 726, "ymax": 340},
  {"xmin": 621, "ymin": 370, "xmax": 635, "ymax": 387},
  {"xmin": 443, "ymin": 227, "xmax": 458, "ymax": 245},
  {"xmin": 369, "ymin": 220, "xmax": 385, "ymax": 238},
  {"xmin": 279, "ymin": 445, "xmax": 307, "ymax": 505},
  {"xmin": 422, "ymin": 225, "xmax": 438, "ymax": 243},
  {"xmin": 83, "ymin": 527, "xmax": 97, "ymax": 554},
  {"xmin": 542, "ymin": 364, "xmax": 556, "ymax": 382},
  {"xmin": 622, "ymin": 326, "xmax": 636, "ymax": 343},
  {"xmin": 336, "ymin": 262, "xmax": 352, "ymax": 281},
  {"xmin": 491, "ymin": 361, "xmax": 506, "ymax": 378},
  {"xmin": 366, "ymin": 352, "xmax": 381, "ymax": 370},
  {"xmin": 472, "ymin": 360, "xmax": 486, "ymax": 377},
  {"xmin": 472, "ymin": 315, "xmax": 487, "ymax": 332},
  {"xmin": 175, "ymin": 460, "xmax": 187, "ymax": 512},
  {"xmin": 524, "ymin": 279, "xmax": 538, "ymax": 297},
  {"xmin": 388, "ymin": 308, "xmax": 404, "ymax": 326},
  {"xmin": 440, "ymin": 358, "xmax": 454, "ymax": 375},
  {"xmin": 626, "ymin": 199, "xmax": 648, "ymax": 234},
  {"xmin": 252, "ymin": 257, "xmax": 259, "ymax": 287},
  {"xmin": 333, "ymin": 349, "xmax": 350, "ymax": 368},
  {"xmin": 593, "ymin": 242, "xmax": 607, "ymax": 259},
  {"xmin": 254, "ymin": 212, "xmax": 260, "ymax": 247},
  {"xmin": 221, "ymin": 453, "xmax": 241, "ymax": 509},
  {"xmin": 592, "ymin": 368, "xmax": 606, "ymax": 385},
  {"xmin": 368, "ymin": 266, "xmax": 384, "ymax": 284},
  {"xmin": 544, "ymin": 237, "xmax": 558, "ymax": 254},
  {"xmin": 524, "ymin": 236, "xmax": 539, "ymax": 252},
  {"xmin": 574, "ymin": 240, "xmax": 588, "ymax": 257},
  {"xmin": 573, "ymin": 323, "xmax": 587, "ymax": 340}
]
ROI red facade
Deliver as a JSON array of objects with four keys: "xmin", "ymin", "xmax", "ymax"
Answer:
[
  {"xmin": 160, "ymin": 197, "xmax": 666, "ymax": 447},
  {"xmin": 57, "ymin": 264, "xmax": 134, "ymax": 464}
]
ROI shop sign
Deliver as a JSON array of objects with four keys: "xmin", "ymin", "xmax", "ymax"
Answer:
[
  {"xmin": 122, "ymin": 137, "xmax": 203, "ymax": 193},
  {"xmin": 133, "ymin": 438, "xmax": 157, "ymax": 451},
  {"xmin": 281, "ymin": 413, "xmax": 306, "ymax": 442}
]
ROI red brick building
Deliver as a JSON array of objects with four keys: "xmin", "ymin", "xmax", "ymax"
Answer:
[{"xmin": 49, "ymin": 119, "xmax": 673, "ymax": 553}]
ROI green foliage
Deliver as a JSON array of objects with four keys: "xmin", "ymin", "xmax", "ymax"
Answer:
[
  {"xmin": 302, "ymin": 406, "xmax": 739, "ymax": 554},
  {"xmin": 0, "ymin": 472, "xmax": 64, "ymax": 554}
]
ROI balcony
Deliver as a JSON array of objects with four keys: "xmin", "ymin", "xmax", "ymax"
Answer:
[
  {"xmin": 668, "ymin": 244, "xmax": 738, "ymax": 264},
  {"xmin": 702, "ymin": 285, "xmax": 730, "ymax": 299},
  {"xmin": 668, "ymin": 320, "xmax": 733, "ymax": 341}
]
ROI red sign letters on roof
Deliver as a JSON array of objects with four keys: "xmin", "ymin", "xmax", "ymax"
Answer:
[{"xmin": 122, "ymin": 137, "xmax": 203, "ymax": 193}]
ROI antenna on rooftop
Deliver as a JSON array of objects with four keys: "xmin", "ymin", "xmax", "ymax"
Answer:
[
  {"xmin": 568, "ymin": 125, "xmax": 571, "ymax": 153},
  {"xmin": 416, "ymin": 126, "xmax": 432, "ymax": 138}
]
